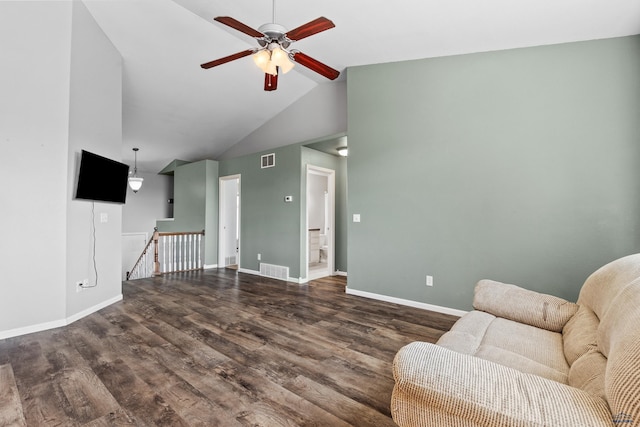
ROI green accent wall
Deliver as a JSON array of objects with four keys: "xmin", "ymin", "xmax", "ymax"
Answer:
[
  {"xmin": 347, "ymin": 35, "xmax": 640, "ymax": 310},
  {"xmin": 300, "ymin": 147, "xmax": 348, "ymax": 274},
  {"xmin": 217, "ymin": 143, "xmax": 348, "ymax": 280},
  {"xmin": 219, "ymin": 145, "xmax": 303, "ymax": 277},
  {"xmin": 157, "ymin": 159, "xmax": 218, "ymax": 266}
]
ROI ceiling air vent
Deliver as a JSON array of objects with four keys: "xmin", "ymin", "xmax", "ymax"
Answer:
[{"xmin": 261, "ymin": 153, "xmax": 275, "ymax": 169}]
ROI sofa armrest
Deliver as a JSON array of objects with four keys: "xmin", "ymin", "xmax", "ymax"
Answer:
[
  {"xmin": 473, "ymin": 279, "xmax": 578, "ymax": 332},
  {"xmin": 392, "ymin": 342, "xmax": 614, "ymax": 427}
]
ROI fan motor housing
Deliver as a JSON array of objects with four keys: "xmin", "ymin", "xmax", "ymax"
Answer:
[{"xmin": 258, "ymin": 23, "xmax": 288, "ymax": 43}]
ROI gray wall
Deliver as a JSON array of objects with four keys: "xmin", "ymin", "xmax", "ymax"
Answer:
[{"xmin": 347, "ymin": 35, "xmax": 640, "ymax": 310}]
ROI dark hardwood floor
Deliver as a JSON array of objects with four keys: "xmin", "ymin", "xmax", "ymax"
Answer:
[{"xmin": 0, "ymin": 269, "xmax": 458, "ymax": 426}]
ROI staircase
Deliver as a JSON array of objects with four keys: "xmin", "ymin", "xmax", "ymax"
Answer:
[{"xmin": 126, "ymin": 228, "xmax": 205, "ymax": 280}]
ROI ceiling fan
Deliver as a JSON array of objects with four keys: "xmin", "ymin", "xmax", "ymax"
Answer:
[{"xmin": 200, "ymin": 4, "xmax": 340, "ymax": 91}]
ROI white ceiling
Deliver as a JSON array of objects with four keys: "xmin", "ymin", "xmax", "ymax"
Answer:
[{"xmin": 82, "ymin": 0, "xmax": 640, "ymax": 173}]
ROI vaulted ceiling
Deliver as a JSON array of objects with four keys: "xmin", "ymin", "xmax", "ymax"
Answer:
[{"xmin": 83, "ymin": 0, "xmax": 640, "ymax": 172}]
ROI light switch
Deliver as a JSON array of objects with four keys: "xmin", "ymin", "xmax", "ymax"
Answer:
[
  {"xmin": 100, "ymin": 213, "xmax": 108, "ymax": 223},
  {"xmin": 353, "ymin": 214, "xmax": 361, "ymax": 223}
]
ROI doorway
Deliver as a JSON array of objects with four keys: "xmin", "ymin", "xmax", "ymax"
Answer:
[
  {"xmin": 306, "ymin": 165, "xmax": 335, "ymax": 280},
  {"xmin": 218, "ymin": 175, "xmax": 240, "ymax": 269}
]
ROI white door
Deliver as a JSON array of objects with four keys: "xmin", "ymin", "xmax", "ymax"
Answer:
[
  {"xmin": 306, "ymin": 165, "xmax": 335, "ymax": 280},
  {"xmin": 219, "ymin": 175, "xmax": 241, "ymax": 268}
]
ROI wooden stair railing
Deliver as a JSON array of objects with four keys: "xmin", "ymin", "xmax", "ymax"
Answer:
[
  {"xmin": 126, "ymin": 228, "xmax": 157, "ymax": 280},
  {"xmin": 127, "ymin": 228, "xmax": 205, "ymax": 280}
]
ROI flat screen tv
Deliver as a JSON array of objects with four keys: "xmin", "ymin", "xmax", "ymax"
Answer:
[{"xmin": 75, "ymin": 150, "xmax": 129, "ymax": 204}]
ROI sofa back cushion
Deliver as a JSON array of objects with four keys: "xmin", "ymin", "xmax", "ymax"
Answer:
[
  {"xmin": 562, "ymin": 304, "xmax": 599, "ymax": 365},
  {"xmin": 474, "ymin": 280, "xmax": 577, "ymax": 332},
  {"xmin": 568, "ymin": 349, "xmax": 607, "ymax": 401}
]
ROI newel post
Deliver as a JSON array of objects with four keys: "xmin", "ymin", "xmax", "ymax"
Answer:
[{"xmin": 153, "ymin": 227, "xmax": 160, "ymax": 276}]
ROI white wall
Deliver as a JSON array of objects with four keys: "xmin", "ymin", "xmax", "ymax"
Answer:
[
  {"xmin": 122, "ymin": 172, "xmax": 173, "ymax": 234},
  {"xmin": 0, "ymin": 1, "xmax": 127, "ymax": 338},
  {"xmin": 66, "ymin": 0, "xmax": 123, "ymax": 318},
  {"xmin": 308, "ymin": 174, "xmax": 327, "ymax": 230},
  {"xmin": 0, "ymin": 2, "xmax": 72, "ymax": 334},
  {"xmin": 218, "ymin": 81, "xmax": 347, "ymax": 160}
]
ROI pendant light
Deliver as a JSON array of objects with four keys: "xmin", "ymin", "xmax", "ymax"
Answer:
[{"xmin": 128, "ymin": 148, "xmax": 143, "ymax": 193}]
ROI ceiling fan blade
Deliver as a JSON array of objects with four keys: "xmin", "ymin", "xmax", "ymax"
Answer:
[
  {"xmin": 264, "ymin": 72, "xmax": 278, "ymax": 91},
  {"xmin": 214, "ymin": 16, "xmax": 263, "ymax": 38},
  {"xmin": 291, "ymin": 52, "xmax": 340, "ymax": 80},
  {"xmin": 286, "ymin": 17, "xmax": 335, "ymax": 41},
  {"xmin": 200, "ymin": 49, "xmax": 255, "ymax": 69}
]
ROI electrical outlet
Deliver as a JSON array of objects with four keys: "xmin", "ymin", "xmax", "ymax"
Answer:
[
  {"xmin": 426, "ymin": 275, "xmax": 434, "ymax": 287},
  {"xmin": 76, "ymin": 281, "xmax": 84, "ymax": 293},
  {"xmin": 257, "ymin": 253, "xmax": 261, "ymax": 261}
]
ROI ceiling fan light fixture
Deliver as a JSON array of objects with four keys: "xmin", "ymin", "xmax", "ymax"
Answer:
[
  {"xmin": 204, "ymin": 12, "xmax": 339, "ymax": 91},
  {"xmin": 265, "ymin": 60, "xmax": 278, "ymax": 76},
  {"xmin": 270, "ymin": 46, "xmax": 295, "ymax": 74},
  {"xmin": 252, "ymin": 49, "xmax": 271, "ymax": 71}
]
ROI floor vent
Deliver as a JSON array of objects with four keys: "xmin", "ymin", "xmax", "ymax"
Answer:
[{"xmin": 259, "ymin": 263, "xmax": 289, "ymax": 281}]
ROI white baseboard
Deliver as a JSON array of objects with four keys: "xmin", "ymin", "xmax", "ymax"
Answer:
[
  {"xmin": 0, "ymin": 294, "xmax": 123, "ymax": 340},
  {"xmin": 345, "ymin": 288, "xmax": 467, "ymax": 317},
  {"xmin": 334, "ymin": 270, "xmax": 347, "ymax": 277},
  {"xmin": 237, "ymin": 268, "xmax": 305, "ymax": 284},
  {"xmin": 0, "ymin": 319, "xmax": 67, "ymax": 341},
  {"xmin": 203, "ymin": 264, "xmax": 218, "ymax": 270},
  {"xmin": 238, "ymin": 267, "xmax": 260, "ymax": 276},
  {"xmin": 66, "ymin": 294, "xmax": 123, "ymax": 325}
]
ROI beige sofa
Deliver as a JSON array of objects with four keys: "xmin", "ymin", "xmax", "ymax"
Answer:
[{"xmin": 392, "ymin": 254, "xmax": 640, "ymax": 426}]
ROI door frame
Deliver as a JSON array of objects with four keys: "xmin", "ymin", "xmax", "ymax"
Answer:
[
  {"xmin": 306, "ymin": 165, "xmax": 335, "ymax": 280},
  {"xmin": 218, "ymin": 174, "xmax": 241, "ymax": 269}
]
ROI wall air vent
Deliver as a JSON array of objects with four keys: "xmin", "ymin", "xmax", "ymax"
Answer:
[
  {"xmin": 259, "ymin": 263, "xmax": 289, "ymax": 281},
  {"xmin": 261, "ymin": 153, "xmax": 275, "ymax": 169}
]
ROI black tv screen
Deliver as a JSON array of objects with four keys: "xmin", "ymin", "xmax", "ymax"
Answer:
[{"xmin": 75, "ymin": 150, "xmax": 129, "ymax": 204}]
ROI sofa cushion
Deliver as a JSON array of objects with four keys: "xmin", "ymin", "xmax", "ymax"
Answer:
[
  {"xmin": 562, "ymin": 304, "xmax": 599, "ymax": 365},
  {"xmin": 474, "ymin": 280, "xmax": 578, "ymax": 332},
  {"xmin": 436, "ymin": 310, "xmax": 494, "ymax": 355},
  {"xmin": 480, "ymin": 317, "xmax": 569, "ymax": 382},
  {"xmin": 475, "ymin": 345, "xmax": 568, "ymax": 384},
  {"xmin": 568, "ymin": 349, "xmax": 607, "ymax": 402},
  {"xmin": 438, "ymin": 312, "xmax": 570, "ymax": 383}
]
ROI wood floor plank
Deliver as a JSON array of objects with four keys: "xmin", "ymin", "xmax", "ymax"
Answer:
[
  {"xmin": 92, "ymin": 358, "xmax": 190, "ymax": 426},
  {"xmin": 0, "ymin": 364, "xmax": 27, "ymax": 427},
  {"xmin": 283, "ymin": 374, "xmax": 398, "ymax": 427},
  {"xmin": 0, "ymin": 269, "xmax": 457, "ymax": 426}
]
